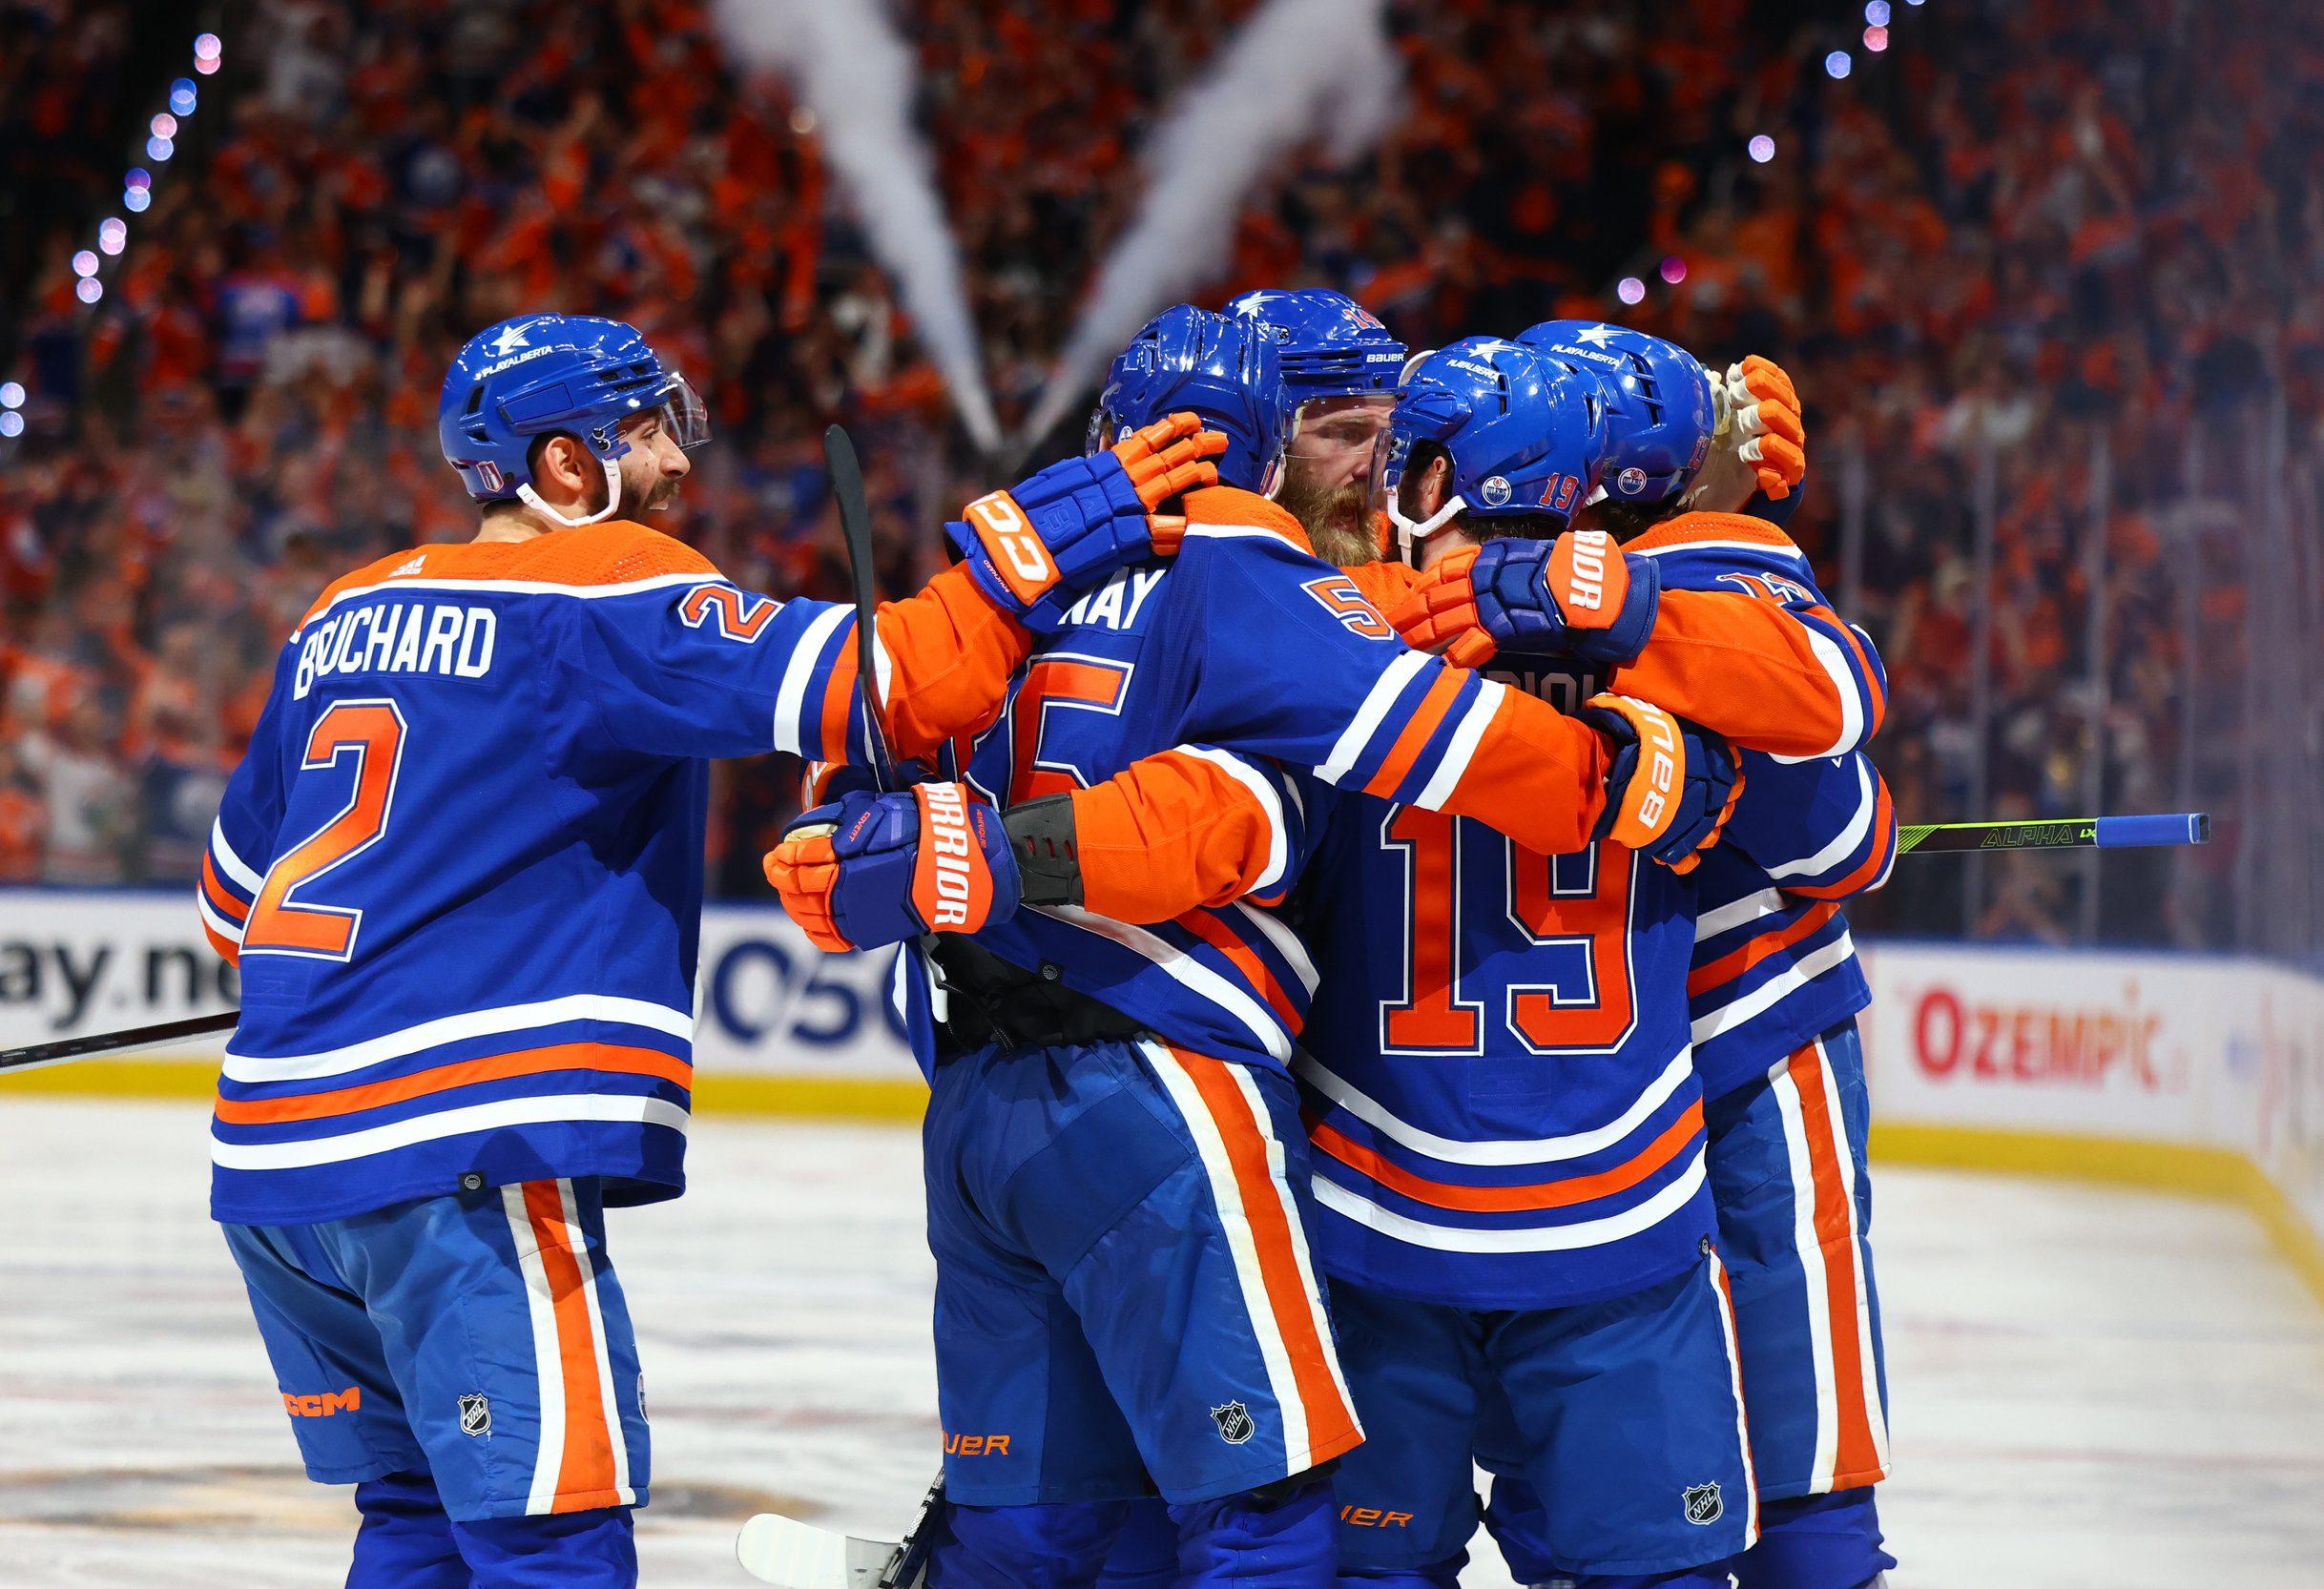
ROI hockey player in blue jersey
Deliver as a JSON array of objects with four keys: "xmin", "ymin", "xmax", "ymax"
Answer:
[
  {"xmin": 765, "ymin": 306, "xmax": 1746, "ymax": 1589},
  {"xmin": 196, "ymin": 310, "xmax": 1231, "ymax": 1589},
  {"xmin": 1440, "ymin": 322, "xmax": 1899, "ymax": 1589}
]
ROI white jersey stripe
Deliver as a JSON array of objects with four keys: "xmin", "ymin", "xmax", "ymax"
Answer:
[
  {"xmin": 1814, "ymin": 1037, "xmax": 1892, "ymax": 1476},
  {"xmin": 1767, "ymin": 626, "xmax": 1863, "ymax": 763},
  {"xmin": 294, "ymin": 570, "xmax": 715, "ymax": 639},
  {"xmin": 1036, "ymin": 907, "xmax": 1290, "ymax": 1061},
  {"xmin": 222, "ymin": 995, "xmax": 695, "ymax": 1083},
  {"xmin": 773, "ymin": 606, "xmax": 851, "ymax": 755},
  {"xmin": 1411, "ymin": 678, "xmax": 1505, "ymax": 813},
  {"xmin": 1144, "ymin": 1044, "xmax": 1309, "ymax": 1462},
  {"xmin": 1708, "ymin": 1250, "xmax": 1762, "ymax": 1544},
  {"xmin": 1689, "ymin": 930, "xmax": 1857, "ymax": 1045},
  {"xmin": 559, "ymin": 1179, "xmax": 638, "ymax": 1506},
  {"xmin": 1180, "ymin": 747, "xmax": 1289, "ymax": 895},
  {"xmin": 209, "ymin": 819, "xmax": 265, "ymax": 894},
  {"xmin": 212, "ymin": 1094, "xmax": 691, "ymax": 1170},
  {"xmin": 1771, "ymin": 1055, "xmax": 1841, "ymax": 1489},
  {"xmin": 1312, "ymin": 1147, "xmax": 1707, "ymax": 1252},
  {"xmin": 1694, "ymin": 886, "xmax": 1788, "ymax": 944},
  {"xmin": 1318, "ymin": 651, "xmax": 1431, "ymax": 785},
  {"xmin": 1232, "ymin": 901, "xmax": 1319, "ymax": 998},
  {"xmin": 197, "ymin": 891, "xmax": 246, "ymax": 946},
  {"xmin": 1224, "ymin": 1062, "xmax": 1356, "ymax": 1424},
  {"xmin": 1630, "ymin": 538, "xmax": 1810, "ymax": 566},
  {"xmin": 504, "ymin": 1183, "xmax": 569, "ymax": 1516},
  {"xmin": 1763, "ymin": 758, "xmax": 1877, "ymax": 879},
  {"xmin": 1297, "ymin": 1047, "xmax": 1691, "ymax": 1166}
]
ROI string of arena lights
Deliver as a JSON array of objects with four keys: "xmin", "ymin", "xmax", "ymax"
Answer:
[
  {"xmin": 0, "ymin": 29, "xmax": 224, "ymax": 447},
  {"xmin": 1608, "ymin": 0, "xmax": 1926, "ymax": 310}
]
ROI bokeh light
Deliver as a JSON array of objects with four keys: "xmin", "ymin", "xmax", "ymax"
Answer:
[
  {"xmin": 0, "ymin": 412, "xmax": 23, "ymax": 440},
  {"xmin": 125, "ymin": 168, "xmax": 153, "ymax": 191},
  {"xmin": 1749, "ymin": 134, "xmax": 1777, "ymax": 163},
  {"xmin": 1660, "ymin": 256, "xmax": 1687, "ymax": 285},
  {"xmin": 151, "ymin": 114, "xmax": 178, "ymax": 139},
  {"xmin": 75, "ymin": 279, "xmax": 103, "ymax": 304},
  {"xmin": 98, "ymin": 218, "xmax": 128, "ymax": 255},
  {"xmin": 1866, "ymin": 1, "xmax": 1892, "ymax": 24},
  {"xmin": 194, "ymin": 32, "xmax": 221, "ymax": 59},
  {"xmin": 1616, "ymin": 276, "xmax": 1647, "ymax": 306},
  {"xmin": 195, "ymin": 54, "xmax": 219, "ymax": 75},
  {"xmin": 1864, "ymin": 25, "xmax": 1890, "ymax": 51},
  {"xmin": 72, "ymin": 251, "xmax": 99, "ymax": 278},
  {"xmin": 1825, "ymin": 50, "xmax": 1854, "ymax": 79},
  {"xmin": 170, "ymin": 81, "xmax": 197, "ymax": 115},
  {"xmin": 124, "ymin": 187, "xmax": 152, "ymax": 213},
  {"xmin": 147, "ymin": 135, "xmax": 175, "ymax": 161},
  {"xmin": 0, "ymin": 382, "xmax": 24, "ymax": 409}
]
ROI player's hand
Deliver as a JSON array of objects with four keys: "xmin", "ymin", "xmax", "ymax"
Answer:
[
  {"xmin": 799, "ymin": 757, "xmax": 935, "ymax": 807},
  {"xmin": 1713, "ymin": 355, "xmax": 1807, "ymax": 501},
  {"xmin": 763, "ymin": 783, "xmax": 1021, "ymax": 953},
  {"xmin": 1577, "ymin": 693, "xmax": 1743, "ymax": 871},
  {"xmin": 1386, "ymin": 531, "xmax": 1662, "ymax": 670},
  {"xmin": 948, "ymin": 412, "xmax": 1226, "ymax": 628}
]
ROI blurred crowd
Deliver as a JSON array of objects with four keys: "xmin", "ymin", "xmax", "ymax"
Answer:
[{"xmin": 1, "ymin": 0, "xmax": 2318, "ymax": 948}]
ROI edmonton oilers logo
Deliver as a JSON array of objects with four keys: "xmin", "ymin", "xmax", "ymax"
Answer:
[
  {"xmin": 1479, "ymin": 475, "xmax": 1513, "ymax": 507},
  {"xmin": 1681, "ymin": 1482, "xmax": 1723, "ymax": 1524},
  {"xmin": 1617, "ymin": 465, "xmax": 1650, "ymax": 497},
  {"xmin": 1211, "ymin": 1401, "xmax": 1256, "ymax": 1445}
]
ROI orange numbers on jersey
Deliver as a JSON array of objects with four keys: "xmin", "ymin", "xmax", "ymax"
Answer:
[
  {"xmin": 241, "ymin": 699, "xmax": 409, "ymax": 960},
  {"xmin": 1007, "ymin": 653, "xmax": 1132, "ymax": 801},
  {"xmin": 1380, "ymin": 806, "xmax": 1638, "ymax": 1057}
]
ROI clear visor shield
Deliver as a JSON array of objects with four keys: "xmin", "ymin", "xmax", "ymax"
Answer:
[{"xmin": 657, "ymin": 373, "xmax": 712, "ymax": 450}]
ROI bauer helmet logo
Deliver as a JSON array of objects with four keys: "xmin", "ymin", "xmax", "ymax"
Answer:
[
  {"xmin": 459, "ymin": 1393, "xmax": 492, "ymax": 1437},
  {"xmin": 1211, "ymin": 1401, "xmax": 1256, "ymax": 1446},
  {"xmin": 1682, "ymin": 1482, "xmax": 1723, "ymax": 1525},
  {"xmin": 1479, "ymin": 474, "xmax": 1512, "ymax": 507}
]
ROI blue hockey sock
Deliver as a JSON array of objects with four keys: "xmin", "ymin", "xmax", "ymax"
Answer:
[
  {"xmin": 926, "ymin": 1497, "xmax": 1131, "ymax": 1589},
  {"xmin": 1337, "ymin": 1561, "xmax": 1464, "ymax": 1589},
  {"xmin": 1733, "ymin": 1488, "xmax": 1895, "ymax": 1589},
  {"xmin": 1171, "ymin": 1477, "xmax": 1336, "ymax": 1589},
  {"xmin": 347, "ymin": 1470, "xmax": 467, "ymax": 1589},
  {"xmin": 1093, "ymin": 1496, "xmax": 1177, "ymax": 1589},
  {"xmin": 447, "ymin": 1505, "xmax": 636, "ymax": 1589}
]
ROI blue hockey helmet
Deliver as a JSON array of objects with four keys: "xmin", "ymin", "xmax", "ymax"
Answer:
[
  {"xmin": 1381, "ymin": 337, "xmax": 1608, "ymax": 562},
  {"xmin": 1089, "ymin": 305, "xmax": 1290, "ymax": 496},
  {"xmin": 438, "ymin": 313, "xmax": 710, "ymax": 526},
  {"xmin": 1224, "ymin": 288, "xmax": 1406, "ymax": 402},
  {"xmin": 1516, "ymin": 320, "xmax": 1713, "ymax": 506}
]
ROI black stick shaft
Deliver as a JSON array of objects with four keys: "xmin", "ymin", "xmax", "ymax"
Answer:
[
  {"xmin": 824, "ymin": 424, "xmax": 897, "ymax": 791},
  {"xmin": 2, "ymin": 1010, "xmax": 236, "ymax": 1074}
]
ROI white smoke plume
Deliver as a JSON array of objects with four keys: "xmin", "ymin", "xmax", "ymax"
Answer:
[
  {"xmin": 713, "ymin": 0, "xmax": 1003, "ymax": 452},
  {"xmin": 1019, "ymin": 0, "xmax": 1401, "ymax": 449}
]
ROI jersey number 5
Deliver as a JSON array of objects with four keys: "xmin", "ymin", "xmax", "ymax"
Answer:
[
  {"xmin": 241, "ymin": 699, "xmax": 408, "ymax": 960},
  {"xmin": 1380, "ymin": 807, "xmax": 1638, "ymax": 1056}
]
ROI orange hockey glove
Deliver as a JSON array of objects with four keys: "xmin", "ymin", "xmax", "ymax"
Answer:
[
  {"xmin": 1719, "ymin": 355, "xmax": 1807, "ymax": 500},
  {"xmin": 1577, "ymin": 693, "xmax": 1744, "ymax": 871}
]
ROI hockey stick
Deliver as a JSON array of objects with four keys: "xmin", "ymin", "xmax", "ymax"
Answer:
[
  {"xmin": 824, "ymin": 423, "xmax": 899, "ymax": 793},
  {"xmin": 737, "ymin": 1466, "xmax": 944, "ymax": 1588},
  {"xmin": 1, "ymin": 1009, "xmax": 237, "ymax": 1075},
  {"xmin": 1895, "ymin": 812, "xmax": 2210, "ymax": 855}
]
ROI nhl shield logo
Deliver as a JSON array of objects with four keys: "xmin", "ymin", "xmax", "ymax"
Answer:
[
  {"xmin": 458, "ymin": 1393, "xmax": 492, "ymax": 1438},
  {"xmin": 1210, "ymin": 1401, "xmax": 1256, "ymax": 1446},
  {"xmin": 1681, "ymin": 1482, "xmax": 1723, "ymax": 1525}
]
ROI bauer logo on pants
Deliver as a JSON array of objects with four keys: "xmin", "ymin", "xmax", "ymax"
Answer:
[
  {"xmin": 1682, "ymin": 1482, "xmax": 1723, "ymax": 1524},
  {"xmin": 458, "ymin": 1393, "xmax": 492, "ymax": 1437},
  {"xmin": 1211, "ymin": 1400, "xmax": 1255, "ymax": 1445}
]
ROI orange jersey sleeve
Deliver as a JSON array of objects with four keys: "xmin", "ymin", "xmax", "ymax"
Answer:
[
  {"xmin": 1069, "ymin": 748, "xmax": 1301, "ymax": 924},
  {"xmin": 818, "ymin": 562, "xmax": 1034, "ymax": 765}
]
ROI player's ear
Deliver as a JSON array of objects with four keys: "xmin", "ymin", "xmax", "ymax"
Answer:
[{"xmin": 1417, "ymin": 453, "xmax": 1452, "ymax": 517}]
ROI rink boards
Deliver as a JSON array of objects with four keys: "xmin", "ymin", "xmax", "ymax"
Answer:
[{"xmin": 4, "ymin": 890, "xmax": 2321, "ymax": 1302}]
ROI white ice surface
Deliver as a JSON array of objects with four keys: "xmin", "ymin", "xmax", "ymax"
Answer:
[{"xmin": 1, "ymin": 1101, "xmax": 2320, "ymax": 1587}]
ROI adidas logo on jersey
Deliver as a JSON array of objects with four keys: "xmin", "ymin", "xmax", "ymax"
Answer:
[{"xmin": 390, "ymin": 554, "xmax": 427, "ymax": 577}]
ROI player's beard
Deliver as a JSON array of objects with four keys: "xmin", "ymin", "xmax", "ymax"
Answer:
[
  {"xmin": 620, "ymin": 468, "xmax": 682, "ymax": 517},
  {"xmin": 1278, "ymin": 475, "xmax": 1377, "ymax": 566}
]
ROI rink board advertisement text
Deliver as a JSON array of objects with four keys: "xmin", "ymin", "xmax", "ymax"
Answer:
[{"xmin": 5, "ymin": 892, "xmax": 2321, "ymax": 1289}]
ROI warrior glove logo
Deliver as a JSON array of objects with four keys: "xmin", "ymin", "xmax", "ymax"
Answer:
[
  {"xmin": 458, "ymin": 1393, "xmax": 492, "ymax": 1437},
  {"xmin": 1211, "ymin": 1401, "xmax": 1256, "ymax": 1446},
  {"xmin": 1681, "ymin": 1482, "xmax": 1723, "ymax": 1525}
]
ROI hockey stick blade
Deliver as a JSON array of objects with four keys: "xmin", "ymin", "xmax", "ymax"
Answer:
[
  {"xmin": 736, "ymin": 1514, "xmax": 910, "ymax": 1589},
  {"xmin": 823, "ymin": 423, "xmax": 897, "ymax": 793},
  {"xmin": 2, "ymin": 1009, "xmax": 237, "ymax": 1075}
]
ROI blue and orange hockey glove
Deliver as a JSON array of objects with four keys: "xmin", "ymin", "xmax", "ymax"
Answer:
[
  {"xmin": 1388, "ymin": 530, "xmax": 1663, "ymax": 670},
  {"xmin": 763, "ymin": 783, "xmax": 1021, "ymax": 953},
  {"xmin": 1578, "ymin": 693, "xmax": 1743, "ymax": 872},
  {"xmin": 1715, "ymin": 355, "xmax": 1807, "ymax": 500},
  {"xmin": 948, "ymin": 411, "xmax": 1227, "ymax": 629}
]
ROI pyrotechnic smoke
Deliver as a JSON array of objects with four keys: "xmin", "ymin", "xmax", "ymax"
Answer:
[
  {"xmin": 714, "ymin": 0, "xmax": 1003, "ymax": 452},
  {"xmin": 1019, "ymin": 0, "xmax": 1401, "ymax": 450}
]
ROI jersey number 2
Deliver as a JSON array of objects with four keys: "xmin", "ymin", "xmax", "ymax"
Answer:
[
  {"xmin": 1380, "ymin": 807, "xmax": 1637, "ymax": 1056},
  {"xmin": 242, "ymin": 699, "xmax": 408, "ymax": 960}
]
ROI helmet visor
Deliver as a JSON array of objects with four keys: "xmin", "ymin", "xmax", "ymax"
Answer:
[{"xmin": 657, "ymin": 373, "xmax": 712, "ymax": 451}]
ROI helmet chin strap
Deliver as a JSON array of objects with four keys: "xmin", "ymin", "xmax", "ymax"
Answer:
[
  {"xmin": 515, "ymin": 454, "xmax": 626, "ymax": 528},
  {"xmin": 1388, "ymin": 493, "xmax": 1466, "ymax": 566}
]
